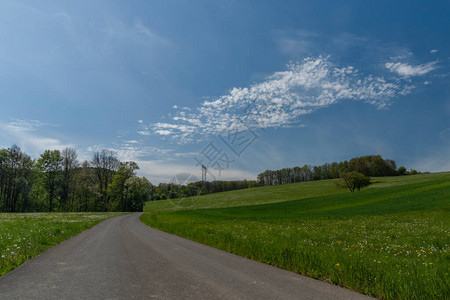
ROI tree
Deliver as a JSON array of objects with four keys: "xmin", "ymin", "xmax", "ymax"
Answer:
[
  {"xmin": 36, "ymin": 150, "xmax": 63, "ymax": 211},
  {"xmin": 61, "ymin": 148, "xmax": 79, "ymax": 211},
  {"xmin": 397, "ymin": 166, "xmax": 407, "ymax": 176},
  {"xmin": 91, "ymin": 150, "xmax": 120, "ymax": 211},
  {"xmin": 340, "ymin": 171, "xmax": 371, "ymax": 192},
  {"xmin": 73, "ymin": 161, "xmax": 98, "ymax": 211},
  {"xmin": 0, "ymin": 146, "xmax": 34, "ymax": 212},
  {"xmin": 108, "ymin": 161, "xmax": 139, "ymax": 211},
  {"xmin": 123, "ymin": 177, "xmax": 152, "ymax": 212}
]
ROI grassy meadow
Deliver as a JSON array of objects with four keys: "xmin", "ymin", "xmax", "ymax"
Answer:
[
  {"xmin": 141, "ymin": 172, "xmax": 450, "ymax": 299},
  {"xmin": 0, "ymin": 212, "xmax": 124, "ymax": 276}
]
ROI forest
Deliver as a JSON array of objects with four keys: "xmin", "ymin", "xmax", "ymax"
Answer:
[
  {"xmin": 0, "ymin": 145, "xmax": 151, "ymax": 212},
  {"xmin": 257, "ymin": 155, "xmax": 418, "ymax": 186}
]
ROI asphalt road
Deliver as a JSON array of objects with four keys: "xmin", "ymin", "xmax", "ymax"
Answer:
[{"xmin": 0, "ymin": 213, "xmax": 372, "ymax": 299}]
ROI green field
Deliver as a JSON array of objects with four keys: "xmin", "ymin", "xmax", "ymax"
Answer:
[
  {"xmin": 0, "ymin": 212, "xmax": 124, "ymax": 276},
  {"xmin": 141, "ymin": 172, "xmax": 450, "ymax": 299}
]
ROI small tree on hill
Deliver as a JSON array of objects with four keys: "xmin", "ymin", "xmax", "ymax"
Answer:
[
  {"xmin": 397, "ymin": 166, "xmax": 407, "ymax": 176},
  {"xmin": 340, "ymin": 171, "xmax": 371, "ymax": 192}
]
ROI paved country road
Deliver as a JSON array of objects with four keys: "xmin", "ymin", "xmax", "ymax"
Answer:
[{"xmin": 0, "ymin": 213, "xmax": 372, "ymax": 299}]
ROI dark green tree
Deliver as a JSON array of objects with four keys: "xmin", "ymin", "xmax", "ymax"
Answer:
[
  {"xmin": 340, "ymin": 171, "xmax": 371, "ymax": 192},
  {"xmin": 36, "ymin": 150, "xmax": 63, "ymax": 211},
  {"xmin": 0, "ymin": 146, "xmax": 34, "ymax": 212},
  {"xmin": 108, "ymin": 161, "xmax": 139, "ymax": 211},
  {"xmin": 91, "ymin": 150, "xmax": 120, "ymax": 211},
  {"xmin": 124, "ymin": 177, "xmax": 152, "ymax": 212},
  {"xmin": 73, "ymin": 161, "xmax": 98, "ymax": 211},
  {"xmin": 397, "ymin": 166, "xmax": 407, "ymax": 176},
  {"xmin": 61, "ymin": 147, "xmax": 79, "ymax": 211}
]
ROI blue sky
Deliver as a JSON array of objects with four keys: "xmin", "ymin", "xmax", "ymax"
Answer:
[{"xmin": 1, "ymin": 0, "xmax": 449, "ymax": 183}]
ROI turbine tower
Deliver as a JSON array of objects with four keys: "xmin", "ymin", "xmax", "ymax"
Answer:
[{"xmin": 201, "ymin": 165, "xmax": 207, "ymax": 182}]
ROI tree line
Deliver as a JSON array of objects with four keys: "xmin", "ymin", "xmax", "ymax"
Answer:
[
  {"xmin": 0, "ymin": 145, "xmax": 152, "ymax": 212},
  {"xmin": 1, "ymin": 147, "xmax": 423, "ymax": 211},
  {"xmin": 257, "ymin": 155, "xmax": 420, "ymax": 186},
  {"xmin": 151, "ymin": 155, "xmax": 422, "ymax": 200},
  {"xmin": 152, "ymin": 180, "xmax": 260, "ymax": 200}
]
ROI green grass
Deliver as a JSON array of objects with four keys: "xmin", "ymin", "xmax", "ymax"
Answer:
[
  {"xmin": 144, "ymin": 172, "xmax": 448, "ymax": 212},
  {"xmin": 144, "ymin": 177, "xmax": 348, "ymax": 212},
  {"xmin": 0, "ymin": 212, "xmax": 124, "ymax": 276},
  {"xmin": 141, "ymin": 172, "xmax": 450, "ymax": 299}
]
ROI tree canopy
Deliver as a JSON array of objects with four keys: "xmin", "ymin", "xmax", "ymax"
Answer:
[
  {"xmin": 0, "ymin": 146, "xmax": 151, "ymax": 212},
  {"xmin": 340, "ymin": 171, "xmax": 371, "ymax": 192},
  {"xmin": 257, "ymin": 155, "xmax": 418, "ymax": 186}
]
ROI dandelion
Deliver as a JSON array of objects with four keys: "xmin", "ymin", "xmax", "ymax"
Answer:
[{"xmin": 335, "ymin": 263, "xmax": 340, "ymax": 266}]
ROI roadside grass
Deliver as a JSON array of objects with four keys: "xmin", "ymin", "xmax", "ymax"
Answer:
[
  {"xmin": 0, "ymin": 212, "xmax": 124, "ymax": 276},
  {"xmin": 141, "ymin": 172, "xmax": 450, "ymax": 299}
]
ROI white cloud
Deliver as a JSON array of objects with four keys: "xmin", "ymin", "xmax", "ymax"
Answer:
[
  {"xmin": 150, "ymin": 56, "xmax": 419, "ymax": 143},
  {"xmin": 155, "ymin": 130, "xmax": 172, "ymax": 136},
  {"xmin": 85, "ymin": 142, "xmax": 175, "ymax": 162},
  {"xmin": 0, "ymin": 119, "xmax": 72, "ymax": 156},
  {"xmin": 430, "ymin": 49, "xmax": 438, "ymax": 54},
  {"xmin": 6, "ymin": 118, "xmax": 58, "ymax": 131},
  {"xmin": 385, "ymin": 61, "xmax": 438, "ymax": 76},
  {"xmin": 137, "ymin": 130, "xmax": 151, "ymax": 136}
]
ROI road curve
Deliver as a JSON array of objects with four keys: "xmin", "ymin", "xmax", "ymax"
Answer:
[{"xmin": 0, "ymin": 213, "xmax": 372, "ymax": 299}]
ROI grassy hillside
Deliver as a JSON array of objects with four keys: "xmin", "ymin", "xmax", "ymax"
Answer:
[
  {"xmin": 144, "ymin": 177, "xmax": 345, "ymax": 212},
  {"xmin": 141, "ymin": 172, "xmax": 450, "ymax": 299},
  {"xmin": 144, "ymin": 172, "xmax": 448, "ymax": 212}
]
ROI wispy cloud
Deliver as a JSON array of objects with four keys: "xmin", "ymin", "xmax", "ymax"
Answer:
[
  {"xmin": 385, "ymin": 61, "xmax": 438, "ymax": 77},
  {"xmin": 5, "ymin": 118, "xmax": 58, "ymax": 132},
  {"xmin": 86, "ymin": 142, "xmax": 174, "ymax": 162},
  {"xmin": 0, "ymin": 119, "xmax": 72, "ymax": 155},
  {"xmin": 99, "ymin": 16, "xmax": 168, "ymax": 48},
  {"xmin": 149, "ymin": 56, "xmax": 420, "ymax": 143},
  {"xmin": 275, "ymin": 30, "xmax": 412, "ymax": 64}
]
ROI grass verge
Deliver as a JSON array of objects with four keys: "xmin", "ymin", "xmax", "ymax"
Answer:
[{"xmin": 0, "ymin": 212, "xmax": 124, "ymax": 276}]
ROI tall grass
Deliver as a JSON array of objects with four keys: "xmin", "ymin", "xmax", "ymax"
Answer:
[
  {"xmin": 141, "ymin": 172, "xmax": 450, "ymax": 299},
  {"xmin": 0, "ymin": 212, "xmax": 124, "ymax": 276}
]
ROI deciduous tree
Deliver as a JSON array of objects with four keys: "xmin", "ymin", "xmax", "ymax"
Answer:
[
  {"xmin": 36, "ymin": 150, "xmax": 63, "ymax": 211},
  {"xmin": 340, "ymin": 171, "xmax": 371, "ymax": 192}
]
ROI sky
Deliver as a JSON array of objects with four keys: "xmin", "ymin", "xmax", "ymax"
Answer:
[{"xmin": 1, "ymin": 0, "xmax": 449, "ymax": 183}]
